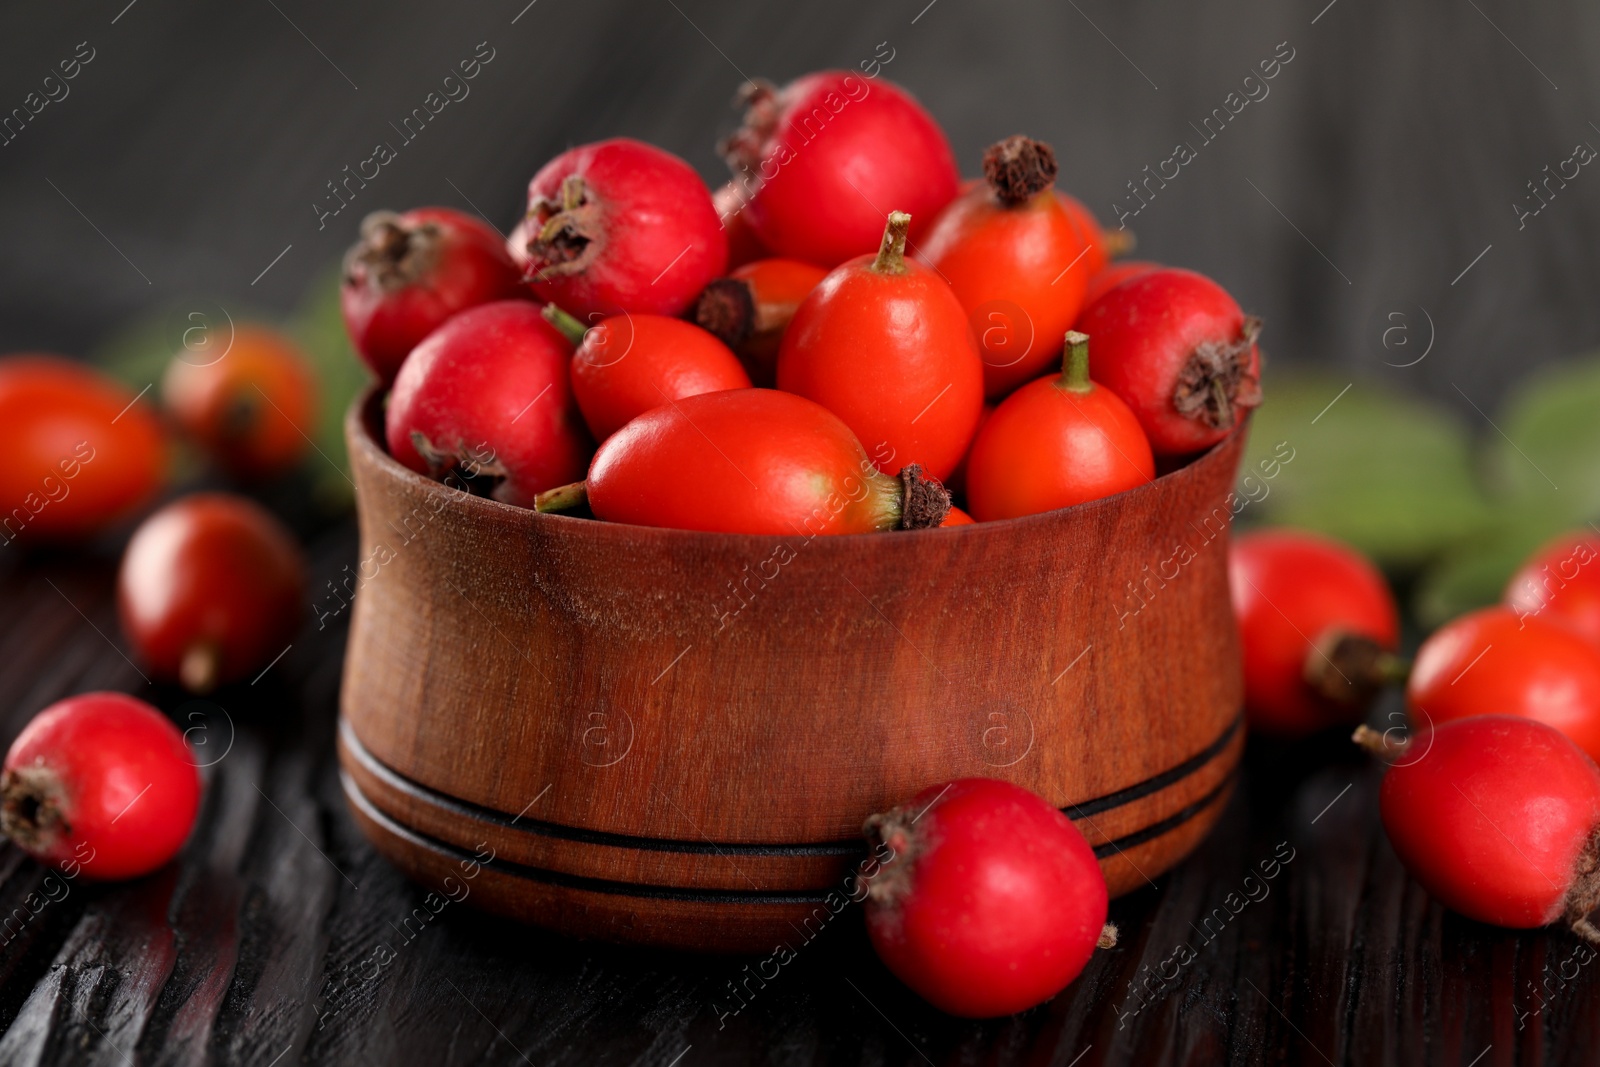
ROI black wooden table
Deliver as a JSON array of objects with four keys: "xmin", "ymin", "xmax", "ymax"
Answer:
[{"xmin": 0, "ymin": 520, "xmax": 1592, "ymax": 1067}]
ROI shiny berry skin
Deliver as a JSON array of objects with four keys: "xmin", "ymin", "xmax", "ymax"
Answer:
[
  {"xmin": 1376, "ymin": 716, "xmax": 1600, "ymax": 932},
  {"xmin": 552, "ymin": 389, "xmax": 949, "ymax": 536},
  {"xmin": 862, "ymin": 778, "xmax": 1110, "ymax": 1018},
  {"xmin": 1229, "ymin": 529, "xmax": 1401, "ymax": 736},
  {"xmin": 118, "ymin": 494, "xmax": 307, "ymax": 693},
  {"xmin": 964, "ymin": 333, "xmax": 1154, "ymax": 521},
  {"xmin": 712, "ymin": 181, "xmax": 770, "ymax": 270},
  {"xmin": 1074, "ymin": 268, "xmax": 1262, "ymax": 456},
  {"xmin": 1056, "ymin": 192, "xmax": 1115, "ymax": 277},
  {"xmin": 512, "ymin": 138, "xmax": 727, "ymax": 321},
  {"xmin": 777, "ymin": 213, "xmax": 983, "ymax": 481},
  {"xmin": 1080, "ymin": 260, "xmax": 1161, "ymax": 309},
  {"xmin": 161, "ymin": 324, "xmax": 315, "ymax": 481},
  {"xmin": 694, "ymin": 257, "xmax": 828, "ymax": 387},
  {"xmin": 386, "ymin": 301, "xmax": 592, "ymax": 507},
  {"xmin": 921, "ymin": 137, "xmax": 1092, "ymax": 399},
  {"xmin": 721, "ymin": 72, "xmax": 959, "ymax": 267},
  {"xmin": 545, "ymin": 308, "xmax": 751, "ymax": 442},
  {"xmin": 1407, "ymin": 606, "xmax": 1600, "ymax": 762},
  {"xmin": 1506, "ymin": 531, "xmax": 1600, "ymax": 650},
  {"xmin": 341, "ymin": 207, "xmax": 526, "ymax": 383},
  {"xmin": 1, "ymin": 692, "xmax": 201, "ymax": 880}
]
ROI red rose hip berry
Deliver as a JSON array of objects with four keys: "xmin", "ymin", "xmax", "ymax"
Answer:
[
  {"xmin": 694, "ymin": 257, "xmax": 828, "ymax": 386},
  {"xmin": 543, "ymin": 306, "xmax": 750, "ymax": 442},
  {"xmin": 1074, "ymin": 267, "xmax": 1263, "ymax": 456},
  {"xmin": 386, "ymin": 301, "xmax": 592, "ymax": 507},
  {"xmin": 861, "ymin": 778, "xmax": 1114, "ymax": 1017},
  {"xmin": 2, "ymin": 692, "xmax": 202, "ymax": 880},
  {"xmin": 119, "ymin": 494, "xmax": 307, "ymax": 693},
  {"xmin": 721, "ymin": 72, "xmax": 959, "ymax": 267},
  {"xmin": 1362, "ymin": 716, "xmax": 1600, "ymax": 937},
  {"xmin": 963, "ymin": 331, "xmax": 1154, "ymax": 520},
  {"xmin": 777, "ymin": 212, "xmax": 984, "ymax": 481},
  {"xmin": 512, "ymin": 138, "xmax": 727, "ymax": 320},
  {"xmin": 920, "ymin": 136, "xmax": 1093, "ymax": 399},
  {"xmin": 539, "ymin": 389, "xmax": 949, "ymax": 536},
  {"xmin": 341, "ymin": 207, "xmax": 527, "ymax": 383},
  {"xmin": 1229, "ymin": 529, "xmax": 1402, "ymax": 736},
  {"xmin": 1406, "ymin": 606, "xmax": 1600, "ymax": 762},
  {"xmin": 1505, "ymin": 531, "xmax": 1600, "ymax": 650}
]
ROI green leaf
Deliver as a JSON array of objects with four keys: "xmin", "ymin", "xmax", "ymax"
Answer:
[
  {"xmin": 1485, "ymin": 354, "xmax": 1600, "ymax": 523},
  {"xmin": 1237, "ymin": 372, "xmax": 1492, "ymax": 568}
]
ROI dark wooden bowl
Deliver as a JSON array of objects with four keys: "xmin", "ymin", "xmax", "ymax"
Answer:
[{"xmin": 338, "ymin": 388, "xmax": 1247, "ymax": 952}]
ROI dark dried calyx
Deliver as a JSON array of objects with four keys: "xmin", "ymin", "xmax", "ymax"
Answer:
[
  {"xmin": 345, "ymin": 211, "xmax": 439, "ymax": 292},
  {"xmin": 1171, "ymin": 316, "xmax": 1264, "ymax": 430},
  {"xmin": 897, "ymin": 464, "xmax": 951, "ymax": 530},
  {"xmin": 717, "ymin": 78, "xmax": 781, "ymax": 173},
  {"xmin": 0, "ymin": 765, "xmax": 66, "ymax": 852},
  {"xmin": 694, "ymin": 278, "xmax": 756, "ymax": 348},
  {"xmin": 525, "ymin": 175, "xmax": 599, "ymax": 279},
  {"xmin": 983, "ymin": 135, "xmax": 1059, "ymax": 206}
]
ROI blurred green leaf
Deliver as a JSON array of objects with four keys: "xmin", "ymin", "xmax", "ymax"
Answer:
[
  {"xmin": 1410, "ymin": 518, "xmax": 1564, "ymax": 628},
  {"xmin": 1485, "ymin": 354, "xmax": 1600, "ymax": 522},
  {"xmin": 286, "ymin": 263, "xmax": 372, "ymax": 512},
  {"xmin": 1238, "ymin": 372, "xmax": 1493, "ymax": 568}
]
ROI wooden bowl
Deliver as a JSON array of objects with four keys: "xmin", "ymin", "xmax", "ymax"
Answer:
[{"xmin": 338, "ymin": 389, "xmax": 1247, "ymax": 952}]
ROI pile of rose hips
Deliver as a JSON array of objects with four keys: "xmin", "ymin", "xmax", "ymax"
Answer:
[
  {"xmin": 345, "ymin": 71, "xmax": 1265, "ymax": 536},
  {"xmin": 1231, "ymin": 527, "xmax": 1600, "ymax": 945}
]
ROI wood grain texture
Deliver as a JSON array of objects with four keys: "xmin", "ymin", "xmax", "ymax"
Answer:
[{"xmin": 338, "ymin": 391, "xmax": 1246, "ymax": 949}]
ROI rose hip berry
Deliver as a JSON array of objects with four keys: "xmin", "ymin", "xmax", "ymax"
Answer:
[
  {"xmin": 963, "ymin": 332, "xmax": 1154, "ymax": 521},
  {"xmin": 1506, "ymin": 531, "xmax": 1600, "ymax": 650},
  {"xmin": 161, "ymin": 324, "xmax": 315, "ymax": 481},
  {"xmin": 0, "ymin": 355, "xmax": 165, "ymax": 544},
  {"xmin": 386, "ymin": 301, "xmax": 593, "ymax": 507},
  {"xmin": 1229, "ymin": 528, "xmax": 1402, "ymax": 736},
  {"xmin": 538, "ymin": 389, "xmax": 950, "ymax": 536},
  {"xmin": 512, "ymin": 138, "xmax": 727, "ymax": 321},
  {"xmin": 1362, "ymin": 716, "xmax": 1600, "ymax": 937},
  {"xmin": 1074, "ymin": 268, "xmax": 1263, "ymax": 456},
  {"xmin": 119, "ymin": 494, "xmax": 307, "ymax": 693},
  {"xmin": 720, "ymin": 72, "xmax": 959, "ymax": 267},
  {"xmin": 1407, "ymin": 606, "xmax": 1600, "ymax": 762},
  {"xmin": 341, "ymin": 207, "xmax": 526, "ymax": 383},
  {"xmin": 1055, "ymin": 192, "xmax": 1128, "ymax": 279},
  {"xmin": 921, "ymin": 136, "xmax": 1093, "ymax": 399},
  {"xmin": 694, "ymin": 257, "xmax": 828, "ymax": 387},
  {"xmin": 777, "ymin": 212, "xmax": 984, "ymax": 481},
  {"xmin": 1080, "ymin": 260, "xmax": 1161, "ymax": 309},
  {"xmin": 543, "ymin": 306, "xmax": 751, "ymax": 442},
  {"xmin": 861, "ymin": 778, "xmax": 1114, "ymax": 1017},
  {"xmin": 2, "ymin": 692, "xmax": 201, "ymax": 880}
]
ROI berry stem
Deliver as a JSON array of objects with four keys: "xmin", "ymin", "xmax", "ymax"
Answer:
[
  {"xmin": 180, "ymin": 643, "xmax": 221, "ymax": 695},
  {"xmin": 535, "ymin": 481, "xmax": 589, "ymax": 514},
  {"xmin": 542, "ymin": 303, "xmax": 589, "ymax": 347},
  {"xmin": 895, "ymin": 464, "xmax": 952, "ymax": 530},
  {"xmin": 1351, "ymin": 724, "xmax": 1410, "ymax": 760},
  {"xmin": 871, "ymin": 212, "xmax": 912, "ymax": 275},
  {"xmin": 1105, "ymin": 229, "xmax": 1137, "ymax": 257},
  {"xmin": 1060, "ymin": 331, "xmax": 1093, "ymax": 394},
  {"xmin": 1097, "ymin": 923, "xmax": 1119, "ymax": 949}
]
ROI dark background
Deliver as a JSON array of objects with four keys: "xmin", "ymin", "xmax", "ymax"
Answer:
[
  {"xmin": 4, "ymin": 2, "xmax": 1600, "ymax": 1065},
  {"xmin": 4, "ymin": 0, "xmax": 1599, "ymax": 407}
]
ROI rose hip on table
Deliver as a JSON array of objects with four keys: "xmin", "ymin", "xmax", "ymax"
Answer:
[
  {"xmin": 341, "ymin": 207, "xmax": 526, "ymax": 384},
  {"xmin": 118, "ymin": 493, "xmax": 307, "ymax": 693},
  {"xmin": 1361, "ymin": 716, "xmax": 1600, "ymax": 939},
  {"xmin": 386, "ymin": 300, "xmax": 593, "ymax": 507},
  {"xmin": 1074, "ymin": 267, "xmax": 1262, "ymax": 456},
  {"xmin": 537, "ymin": 388, "xmax": 950, "ymax": 536},
  {"xmin": 1505, "ymin": 531, "xmax": 1600, "ymax": 650},
  {"xmin": 963, "ymin": 331, "xmax": 1154, "ymax": 520},
  {"xmin": 861, "ymin": 778, "xmax": 1114, "ymax": 1017},
  {"xmin": 719, "ymin": 72, "xmax": 958, "ymax": 267},
  {"xmin": 1406, "ymin": 605, "xmax": 1600, "ymax": 762},
  {"xmin": 510, "ymin": 138, "xmax": 727, "ymax": 321},
  {"xmin": 0, "ymin": 355, "xmax": 165, "ymax": 544},
  {"xmin": 544, "ymin": 306, "xmax": 751, "ymax": 442},
  {"xmin": 777, "ymin": 211, "xmax": 984, "ymax": 482},
  {"xmin": 1229, "ymin": 528, "xmax": 1402, "ymax": 736},
  {"xmin": 920, "ymin": 135, "xmax": 1093, "ymax": 399},
  {"xmin": 161, "ymin": 324, "xmax": 315, "ymax": 481},
  {"xmin": 1, "ymin": 692, "xmax": 201, "ymax": 881},
  {"xmin": 694, "ymin": 257, "xmax": 828, "ymax": 387}
]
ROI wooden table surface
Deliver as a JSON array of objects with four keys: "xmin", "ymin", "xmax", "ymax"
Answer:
[{"xmin": 0, "ymin": 517, "xmax": 1594, "ymax": 1067}]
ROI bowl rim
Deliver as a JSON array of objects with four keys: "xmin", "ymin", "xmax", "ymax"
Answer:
[{"xmin": 347, "ymin": 385, "xmax": 1246, "ymax": 546}]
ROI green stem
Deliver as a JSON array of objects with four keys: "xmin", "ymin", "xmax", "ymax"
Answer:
[
  {"xmin": 542, "ymin": 303, "xmax": 589, "ymax": 347},
  {"xmin": 1061, "ymin": 331, "xmax": 1092, "ymax": 393},
  {"xmin": 871, "ymin": 212, "xmax": 912, "ymax": 274},
  {"xmin": 535, "ymin": 481, "xmax": 589, "ymax": 514}
]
